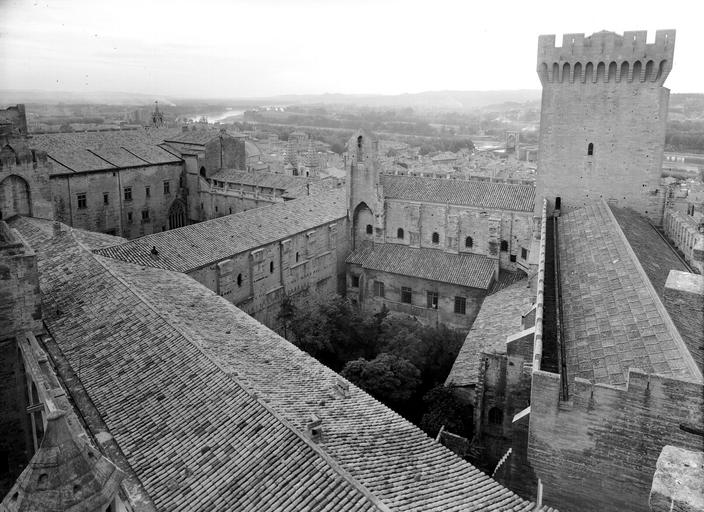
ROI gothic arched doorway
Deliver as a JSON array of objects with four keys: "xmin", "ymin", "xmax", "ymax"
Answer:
[
  {"xmin": 0, "ymin": 175, "xmax": 31, "ymax": 220},
  {"xmin": 168, "ymin": 200, "xmax": 186, "ymax": 230},
  {"xmin": 352, "ymin": 201, "xmax": 374, "ymax": 249}
]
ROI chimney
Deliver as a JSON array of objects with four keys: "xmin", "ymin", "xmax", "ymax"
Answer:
[
  {"xmin": 52, "ymin": 221, "xmax": 63, "ymax": 237},
  {"xmin": 306, "ymin": 414, "xmax": 322, "ymax": 442},
  {"xmin": 663, "ymin": 270, "xmax": 704, "ymax": 373},
  {"xmin": 150, "ymin": 246, "xmax": 159, "ymax": 260}
]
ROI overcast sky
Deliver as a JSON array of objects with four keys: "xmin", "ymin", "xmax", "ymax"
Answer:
[{"xmin": 1, "ymin": 0, "xmax": 702, "ymax": 98}]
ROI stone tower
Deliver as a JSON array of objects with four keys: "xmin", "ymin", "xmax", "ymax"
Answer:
[
  {"xmin": 535, "ymin": 30, "xmax": 675, "ymax": 224},
  {"xmin": 345, "ymin": 130, "xmax": 384, "ymax": 249}
]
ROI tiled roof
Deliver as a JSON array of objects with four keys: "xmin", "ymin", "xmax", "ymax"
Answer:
[
  {"xmin": 9, "ymin": 215, "xmax": 127, "ymax": 250},
  {"xmin": 558, "ymin": 202, "xmax": 702, "ymax": 386},
  {"xmin": 209, "ymin": 169, "xmax": 315, "ymax": 192},
  {"xmin": 346, "ymin": 243, "xmax": 496, "ymax": 290},
  {"xmin": 95, "ymin": 189, "xmax": 347, "ymax": 272},
  {"xmin": 609, "ymin": 205, "xmax": 690, "ymax": 298},
  {"xmin": 30, "ymin": 130, "xmax": 181, "ymax": 174},
  {"xmin": 12, "ymin": 217, "xmax": 543, "ymax": 512},
  {"xmin": 380, "ymin": 175, "xmax": 536, "ymax": 212},
  {"xmin": 12, "ymin": 221, "xmax": 383, "ymax": 512},
  {"xmin": 446, "ymin": 279, "xmax": 535, "ymax": 387}
]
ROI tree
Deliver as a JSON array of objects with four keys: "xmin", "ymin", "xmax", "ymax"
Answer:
[
  {"xmin": 341, "ymin": 353, "xmax": 421, "ymax": 409},
  {"xmin": 276, "ymin": 294, "xmax": 296, "ymax": 339},
  {"xmin": 419, "ymin": 386, "xmax": 472, "ymax": 438}
]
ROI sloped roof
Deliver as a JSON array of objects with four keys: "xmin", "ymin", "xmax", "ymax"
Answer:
[
  {"xmin": 558, "ymin": 202, "xmax": 702, "ymax": 386},
  {"xmin": 381, "ymin": 175, "xmax": 535, "ymax": 212},
  {"xmin": 94, "ymin": 189, "xmax": 347, "ymax": 272},
  {"xmin": 10, "ymin": 216, "xmax": 126, "ymax": 250},
  {"xmin": 347, "ymin": 243, "xmax": 496, "ymax": 290},
  {"xmin": 446, "ymin": 279, "xmax": 535, "ymax": 387},
  {"xmin": 11, "ymin": 221, "xmax": 383, "ymax": 512},
  {"xmin": 30, "ymin": 130, "xmax": 181, "ymax": 174},
  {"xmin": 209, "ymin": 169, "xmax": 315, "ymax": 192},
  {"xmin": 608, "ymin": 205, "xmax": 690, "ymax": 298},
  {"xmin": 11, "ymin": 217, "xmax": 543, "ymax": 512}
]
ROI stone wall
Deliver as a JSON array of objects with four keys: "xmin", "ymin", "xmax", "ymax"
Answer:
[
  {"xmin": 50, "ymin": 162, "xmax": 186, "ymax": 238},
  {"xmin": 347, "ymin": 264, "xmax": 485, "ymax": 330},
  {"xmin": 186, "ymin": 218, "xmax": 349, "ymax": 332},
  {"xmin": 536, "ymin": 30, "xmax": 675, "ymax": 224},
  {"xmin": 0, "ymin": 145, "xmax": 53, "ymax": 221},
  {"xmin": 528, "ymin": 368, "xmax": 704, "ymax": 512},
  {"xmin": 384, "ymin": 200, "xmax": 533, "ymax": 272},
  {"xmin": 663, "ymin": 271, "xmax": 704, "ymax": 374},
  {"xmin": 663, "ymin": 208, "xmax": 704, "ymax": 274}
]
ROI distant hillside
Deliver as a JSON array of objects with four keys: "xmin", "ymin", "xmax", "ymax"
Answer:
[{"xmin": 0, "ymin": 89, "xmax": 541, "ymax": 110}]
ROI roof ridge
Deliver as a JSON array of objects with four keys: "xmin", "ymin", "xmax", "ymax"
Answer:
[
  {"xmin": 601, "ymin": 200, "xmax": 703, "ymax": 382},
  {"xmin": 67, "ymin": 229, "xmax": 390, "ymax": 511}
]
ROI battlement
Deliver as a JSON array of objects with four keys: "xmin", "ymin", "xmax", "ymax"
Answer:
[{"xmin": 537, "ymin": 30, "xmax": 675, "ymax": 85}]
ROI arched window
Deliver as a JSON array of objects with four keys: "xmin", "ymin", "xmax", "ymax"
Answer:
[
  {"xmin": 431, "ymin": 232, "xmax": 439, "ymax": 244},
  {"xmin": 539, "ymin": 62, "xmax": 548, "ymax": 82},
  {"xmin": 620, "ymin": 61, "xmax": 630, "ymax": 82},
  {"xmin": 199, "ymin": 166, "xmax": 206, "ymax": 178},
  {"xmin": 632, "ymin": 60, "xmax": 642, "ymax": 82},
  {"xmin": 607, "ymin": 61, "xmax": 617, "ymax": 82},
  {"xmin": 397, "ymin": 228, "xmax": 404, "ymax": 239},
  {"xmin": 584, "ymin": 62, "xmax": 594, "ymax": 83},
  {"xmin": 269, "ymin": 261, "xmax": 274, "ymax": 274},
  {"xmin": 562, "ymin": 62, "xmax": 571, "ymax": 84},
  {"xmin": 366, "ymin": 224, "xmax": 373, "ymax": 235},
  {"xmin": 645, "ymin": 60, "xmax": 655, "ymax": 81},
  {"xmin": 572, "ymin": 62, "xmax": 582, "ymax": 83},
  {"xmin": 237, "ymin": 273, "xmax": 243, "ymax": 287},
  {"xmin": 465, "ymin": 236, "xmax": 473, "ymax": 248},
  {"xmin": 488, "ymin": 407, "xmax": 503, "ymax": 425},
  {"xmin": 587, "ymin": 142, "xmax": 594, "ymax": 156},
  {"xmin": 500, "ymin": 240, "xmax": 508, "ymax": 252},
  {"xmin": 552, "ymin": 62, "xmax": 560, "ymax": 83},
  {"xmin": 596, "ymin": 62, "xmax": 605, "ymax": 82},
  {"xmin": 655, "ymin": 60, "xmax": 667, "ymax": 81}
]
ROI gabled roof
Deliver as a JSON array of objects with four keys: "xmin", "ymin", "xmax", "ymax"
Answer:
[
  {"xmin": 558, "ymin": 202, "xmax": 702, "ymax": 386},
  {"xmin": 94, "ymin": 189, "xmax": 347, "ymax": 272},
  {"xmin": 446, "ymin": 279, "xmax": 535, "ymax": 387},
  {"xmin": 347, "ymin": 243, "xmax": 496, "ymax": 290},
  {"xmin": 381, "ymin": 175, "xmax": 536, "ymax": 212},
  {"xmin": 608, "ymin": 205, "xmax": 690, "ymax": 298},
  {"xmin": 30, "ymin": 130, "xmax": 181, "ymax": 174},
  {"xmin": 11, "ymin": 217, "xmax": 542, "ymax": 512}
]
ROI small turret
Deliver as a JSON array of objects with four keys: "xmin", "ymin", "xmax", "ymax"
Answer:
[{"xmin": 0, "ymin": 409, "xmax": 123, "ymax": 512}]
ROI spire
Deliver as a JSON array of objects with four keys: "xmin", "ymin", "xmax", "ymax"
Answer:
[
  {"xmin": 151, "ymin": 101, "xmax": 164, "ymax": 128},
  {"xmin": 0, "ymin": 409, "xmax": 123, "ymax": 512}
]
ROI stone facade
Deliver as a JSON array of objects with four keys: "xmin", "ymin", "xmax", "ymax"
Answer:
[
  {"xmin": 0, "ymin": 143, "xmax": 53, "ymax": 221},
  {"xmin": 529, "ymin": 369, "xmax": 704, "ymax": 512},
  {"xmin": 663, "ymin": 208, "xmax": 704, "ymax": 274},
  {"xmin": 663, "ymin": 271, "xmax": 704, "ymax": 374},
  {"xmin": 536, "ymin": 30, "xmax": 675, "ymax": 224}
]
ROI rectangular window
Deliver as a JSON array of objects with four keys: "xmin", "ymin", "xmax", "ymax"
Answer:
[
  {"xmin": 521, "ymin": 247, "xmax": 528, "ymax": 260},
  {"xmin": 401, "ymin": 287, "xmax": 412, "ymax": 304},
  {"xmin": 127, "ymin": 212, "xmax": 133, "ymax": 223},
  {"xmin": 510, "ymin": 254, "xmax": 517, "ymax": 262},
  {"xmin": 145, "ymin": 186, "xmax": 151, "ymax": 198},
  {"xmin": 351, "ymin": 275, "xmax": 360, "ymax": 288},
  {"xmin": 163, "ymin": 181, "xmax": 171, "ymax": 194},
  {"xmin": 141, "ymin": 210, "xmax": 150, "ymax": 221},
  {"xmin": 374, "ymin": 281, "xmax": 385, "ymax": 298},
  {"xmin": 426, "ymin": 291, "xmax": 438, "ymax": 309},
  {"xmin": 454, "ymin": 296, "xmax": 467, "ymax": 315},
  {"xmin": 124, "ymin": 187, "xmax": 132, "ymax": 201},
  {"xmin": 77, "ymin": 193, "xmax": 87, "ymax": 209},
  {"xmin": 103, "ymin": 192, "xmax": 109, "ymax": 205}
]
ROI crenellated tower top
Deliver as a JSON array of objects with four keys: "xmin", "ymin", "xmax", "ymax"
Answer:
[{"xmin": 537, "ymin": 29, "xmax": 675, "ymax": 85}]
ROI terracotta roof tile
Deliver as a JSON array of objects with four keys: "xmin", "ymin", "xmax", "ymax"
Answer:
[
  {"xmin": 381, "ymin": 176, "xmax": 535, "ymax": 212},
  {"xmin": 11, "ymin": 217, "xmax": 542, "ymax": 512},
  {"xmin": 446, "ymin": 279, "xmax": 535, "ymax": 387},
  {"xmin": 94, "ymin": 189, "xmax": 347, "ymax": 272},
  {"xmin": 346, "ymin": 243, "xmax": 496, "ymax": 290},
  {"xmin": 558, "ymin": 202, "xmax": 702, "ymax": 386}
]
